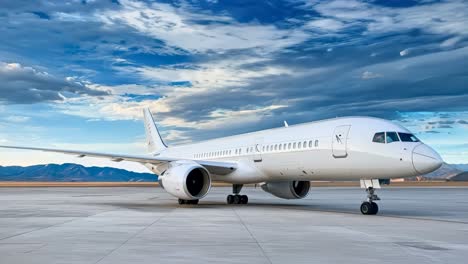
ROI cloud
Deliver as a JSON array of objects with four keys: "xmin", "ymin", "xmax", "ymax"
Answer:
[
  {"xmin": 4, "ymin": 115, "xmax": 30, "ymax": 123},
  {"xmin": 361, "ymin": 71, "xmax": 382, "ymax": 79},
  {"xmin": 99, "ymin": 0, "xmax": 309, "ymax": 54},
  {"xmin": 400, "ymin": 49, "xmax": 410, "ymax": 56},
  {"xmin": 441, "ymin": 36, "xmax": 462, "ymax": 48},
  {"xmin": 0, "ymin": 62, "xmax": 109, "ymax": 104}
]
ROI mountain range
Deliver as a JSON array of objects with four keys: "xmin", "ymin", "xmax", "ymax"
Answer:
[
  {"xmin": 0, "ymin": 163, "xmax": 157, "ymax": 182},
  {"xmin": 0, "ymin": 162, "xmax": 466, "ymax": 182}
]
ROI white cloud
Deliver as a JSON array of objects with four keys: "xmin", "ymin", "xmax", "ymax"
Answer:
[
  {"xmin": 440, "ymin": 36, "xmax": 462, "ymax": 48},
  {"xmin": 361, "ymin": 71, "xmax": 382, "ymax": 79},
  {"xmin": 308, "ymin": 0, "xmax": 468, "ymax": 37},
  {"xmin": 99, "ymin": 0, "xmax": 309, "ymax": 54},
  {"xmin": 4, "ymin": 115, "xmax": 31, "ymax": 123},
  {"xmin": 400, "ymin": 49, "xmax": 410, "ymax": 56},
  {"xmin": 304, "ymin": 18, "xmax": 345, "ymax": 31}
]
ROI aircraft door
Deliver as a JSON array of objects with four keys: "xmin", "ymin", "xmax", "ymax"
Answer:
[
  {"xmin": 253, "ymin": 137, "xmax": 263, "ymax": 162},
  {"xmin": 332, "ymin": 125, "xmax": 351, "ymax": 158}
]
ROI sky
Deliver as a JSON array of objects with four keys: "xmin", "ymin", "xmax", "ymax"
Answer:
[{"xmin": 0, "ymin": 0, "xmax": 467, "ymax": 172}]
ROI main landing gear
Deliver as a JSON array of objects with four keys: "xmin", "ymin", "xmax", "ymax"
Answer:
[
  {"xmin": 178, "ymin": 198, "xmax": 199, "ymax": 205},
  {"xmin": 227, "ymin": 184, "xmax": 248, "ymax": 205},
  {"xmin": 360, "ymin": 187, "xmax": 380, "ymax": 215}
]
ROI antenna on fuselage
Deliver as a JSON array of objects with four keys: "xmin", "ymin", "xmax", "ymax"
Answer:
[{"xmin": 284, "ymin": 120, "xmax": 289, "ymax": 127}]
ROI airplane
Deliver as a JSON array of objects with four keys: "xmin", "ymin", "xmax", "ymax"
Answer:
[{"xmin": 0, "ymin": 108, "xmax": 443, "ymax": 215}]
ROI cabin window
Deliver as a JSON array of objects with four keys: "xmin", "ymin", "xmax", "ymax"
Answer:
[
  {"xmin": 315, "ymin": 140, "xmax": 319, "ymax": 147},
  {"xmin": 283, "ymin": 143, "xmax": 287, "ymax": 150},
  {"xmin": 386, "ymin": 132, "xmax": 399, "ymax": 143},
  {"xmin": 288, "ymin": 143, "xmax": 292, "ymax": 149},
  {"xmin": 239, "ymin": 149, "xmax": 242, "ymax": 155},
  {"xmin": 293, "ymin": 142, "xmax": 296, "ymax": 149},
  {"xmin": 303, "ymin": 141, "xmax": 307, "ymax": 148},
  {"xmin": 308, "ymin": 141, "xmax": 312, "ymax": 148},
  {"xmin": 273, "ymin": 144, "xmax": 277, "ymax": 151},
  {"xmin": 297, "ymin": 142, "xmax": 301, "ymax": 149},
  {"xmin": 398, "ymin": 132, "xmax": 420, "ymax": 142},
  {"xmin": 372, "ymin": 132, "xmax": 385, "ymax": 143}
]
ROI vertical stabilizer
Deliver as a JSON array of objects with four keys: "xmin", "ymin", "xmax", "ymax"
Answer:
[{"xmin": 143, "ymin": 108, "xmax": 167, "ymax": 153}]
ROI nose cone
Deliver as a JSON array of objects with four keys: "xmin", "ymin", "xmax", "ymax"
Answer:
[{"xmin": 412, "ymin": 144, "xmax": 443, "ymax": 174}]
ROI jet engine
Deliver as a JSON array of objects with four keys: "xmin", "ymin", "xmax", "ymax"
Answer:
[
  {"xmin": 159, "ymin": 161, "xmax": 211, "ymax": 200},
  {"xmin": 261, "ymin": 181, "xmax": 310, "ymax": 199}
]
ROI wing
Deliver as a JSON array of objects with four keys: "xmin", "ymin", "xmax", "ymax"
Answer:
[{"xmin": 0, "ymin": 145, "xmax": 237, "ymax": 175}]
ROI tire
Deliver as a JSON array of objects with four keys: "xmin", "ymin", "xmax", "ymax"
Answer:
[
  {"xmin": 240, "ymin": 195, "xmax": 248, "ymax": 204},
  {"xmin": 360, "ymin": 202, "xmax": 372, "ymax": 215},
  {"xmin": 233, "ymin": 195, "xmax": 241, "ymax": 204},
  {"xmin": 192, "ymin": 199, "xmax": 199, "ymax": 205},
  {"xmin": 227, "ymin": 195, "xmax": 234, "ymax": 204},
  {"xmin": 371, "ymin": 202, "xmax": 379, "ymax": 215},
  {"xmin": 178, "ymin": 199, "xmax": 185, "ymax": 205}
]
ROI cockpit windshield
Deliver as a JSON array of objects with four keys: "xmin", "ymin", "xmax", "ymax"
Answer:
[
  {"xmin": 372, "ymin": 132, "xmax": 419, "ymax": 143},
  {"xmin": 398, "ymin": 132, "xmax": 420, "ymax": 142}
]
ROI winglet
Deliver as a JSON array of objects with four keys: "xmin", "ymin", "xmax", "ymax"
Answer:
[
  {"xmin": 284, "ymin": 120, "xmax": 289, "ymax": 128},
  {"xmin": 143, "ymin": 108, "xmax": 167, "ymax": 154}
]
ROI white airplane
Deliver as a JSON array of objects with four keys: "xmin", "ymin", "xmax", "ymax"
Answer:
[{"xmin": 0, "ymin": 108, "xmax": 443, "ymax": 215}]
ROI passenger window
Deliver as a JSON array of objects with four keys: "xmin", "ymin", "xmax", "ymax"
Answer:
[
  {"xmin": 298, "ymin": 142, "xmax": 301, "ymax": 149},
  {"xmin": 309, "ymin": 141, "xmax": 312, "ymax": 148},
  {"xmin": 372, "ymin": 132, "xmax": 385, "ymax": 143},
  {"xmin": 288, "ymin": 143, "xmax": 291, "ymax": 149},
  {"xmin": 315, "ymin": 140, "xmax": 318, "ymax": 147},
  {"xmin": 303, "ymin": 141, "xmax": 307, "ymax": 148},
  {"xmin": 274, "ymin": 144, "xmax": 278, "ymax": 151},
  {"xmin": 398, "ymin": 133, "xmax": 420, "ymax": 142},
  {"xmin": 279, "ymin": 144, "xmax": 282, "ymax": 151},
  {"xmin": 293, "ymin": 142, "xmax": 296, "ymax": 149}
]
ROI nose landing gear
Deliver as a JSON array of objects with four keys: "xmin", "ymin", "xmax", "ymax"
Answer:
[
  {"xmin": 360, "ymin": 179, "xmax": 381, "ymax": 215},
  {"xmin": 360, "ymin": 187, "xmax": 380, "ymax": 215},
  {"xmin": 227, "ymin": 184, "xmax": 249, "ymax": 205}
]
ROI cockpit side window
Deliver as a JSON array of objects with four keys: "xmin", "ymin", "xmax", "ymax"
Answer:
[
  {"xmin": 372, "ymin": 132, "xmax": 385, "ymax": 143},
  {"xmin": 398, "ymin": 132, "xmax": 420, "ymax": 142},
  {"xmin": 386, "ymin": 132, "xmax": 399, "ymax": 143}
]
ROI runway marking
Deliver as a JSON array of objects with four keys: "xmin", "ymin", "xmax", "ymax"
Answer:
[
  {"xmin": 0, "ymin": 209, "xmax": 116, "ymax": 242},
  {"xmin": 232, "ymin": 207, "xmax": 273, "ymax": 264},
  {"xmin": 93, "ymin": 208, "xmax": 176, "ymax": 264}
]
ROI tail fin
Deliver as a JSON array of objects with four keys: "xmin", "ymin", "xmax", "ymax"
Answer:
[{"xmin": 143, "ymin": 108, "xmax": 167, "ymax": 153}]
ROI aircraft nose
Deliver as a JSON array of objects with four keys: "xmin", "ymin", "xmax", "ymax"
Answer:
[{"xmin": 412, "ymin": 144, "xmax": 443, "ymax": 175}]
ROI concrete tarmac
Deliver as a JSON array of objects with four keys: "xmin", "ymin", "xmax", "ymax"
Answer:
[{"xmin": 0, "ymin": 186, "xmax": 467, "ymax": 264}]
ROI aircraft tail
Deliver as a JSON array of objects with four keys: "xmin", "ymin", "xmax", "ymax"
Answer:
[{"xmin": 143, "ymin": 108, "xmax": 167, "ymax": 154}]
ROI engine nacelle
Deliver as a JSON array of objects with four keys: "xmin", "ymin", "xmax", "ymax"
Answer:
[
  {"xmin": 159, "ymin": 161, "xmax": 211, "ymax": 200},
  {"xmin": 261, "ymin": 181, "xmax": 310, "ymax": 199}
]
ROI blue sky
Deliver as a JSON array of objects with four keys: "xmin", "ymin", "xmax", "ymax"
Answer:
[{"xmin": 0, "ymin": 0, "xmax": 467, "ymax": 171}]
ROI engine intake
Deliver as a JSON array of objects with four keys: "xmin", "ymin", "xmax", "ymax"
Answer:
[
  {"xmin": 261, "ymin": 181, "xmax": 310, "ymax": 199},
  {"xmin": 159, "ymin": 161, "xmax": 211, "ymax": 200}
]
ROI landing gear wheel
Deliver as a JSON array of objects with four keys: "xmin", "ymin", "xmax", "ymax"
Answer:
[
  {"xmin": 371, "ymin": 202, "xmax": 378, "ymax": 214},
  {"xmin": 178, "ymin": 198, "xmax": 186, "ymax": 205},
  {"xmin": 361, "ymin": 201, "xmax": 378, "ymax": 215},
  {"xmin": 233, "ymin": 194, "xmax": 240, "ymax": 204},
  {"xmin": 227, "ymin": 195, "xmax": 234, "ymax": 204},
  {"xmin": 240, "ymin": 195, "xmax": 248, "ymax": 204},
  {"xmin": 360, "ymin": 202, "xmax": 372, "ymax": 215}
]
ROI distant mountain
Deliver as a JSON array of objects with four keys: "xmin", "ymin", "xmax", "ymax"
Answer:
[
  {"xmin": 416, "ymin": 163, "xmax": 468, "ymax": 181},
  {"xmin": 0, "ymin": 163, "xmax": 157, "ymax": 182},
  {"xmin": 421, "ymin": 163, "xmax": 462, "ymax": 180},
  {"xmin": 452, "ymin": 164, "xmax": 468, "ymax": 171}
]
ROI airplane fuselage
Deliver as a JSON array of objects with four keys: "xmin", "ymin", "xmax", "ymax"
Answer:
[{"xmin": 151, "ymin": 117, "xmax": 442, "ymax": 184}]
